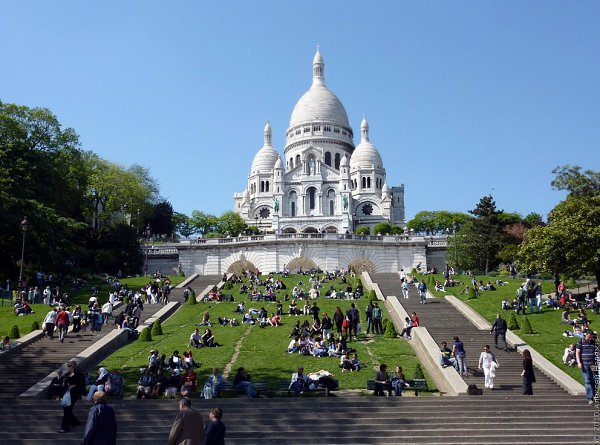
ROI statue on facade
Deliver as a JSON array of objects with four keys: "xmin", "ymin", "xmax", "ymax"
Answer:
[
  {"xmin": 342, "ymin": 194, "xmax": 348, "ymax": 211},
  {"xmin": 273, "ymin": 197, "xmax": 280, "ymax": 214}
]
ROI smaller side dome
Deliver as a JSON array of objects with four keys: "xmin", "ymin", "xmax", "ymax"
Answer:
[
  {"xmin": 274, "ymin": 158, "xmax": 283, "ymax": 169},
  {"xmin": 349, "ymin": 116, "xmax": 383, "ymax": 170},
  {"xmin": 340, "ymin": 154, "xmax": 349, "ymax": 167},
  {"xmin": 250, "ymin": 121, "xmax": 281, "ymax": 174}
]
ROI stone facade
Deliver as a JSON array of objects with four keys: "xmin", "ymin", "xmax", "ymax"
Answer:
[{"xmin": 233, "ymin": 49, "xmax": 405, "ymax": 235}]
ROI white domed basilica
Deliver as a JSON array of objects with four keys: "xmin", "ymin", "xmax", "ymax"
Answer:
[{"xmin": 234, "ymin": 49, "xmax": 405, "ymax": 234}]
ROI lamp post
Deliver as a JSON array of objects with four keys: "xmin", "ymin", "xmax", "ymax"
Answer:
[
  {"xmin": 255, "ymin": 216, "xmax": 259, "ymax": 234},
  {"xmin": 18, "ymin": 216, "xmax": 31, "ymax": 297},
  {"xmin": 143, "ymin": 224, "xmax": 151, "ymax": 276},
  {"xmin": 447, "ymin": 223, "xmax": 459, "ymax": 272}
]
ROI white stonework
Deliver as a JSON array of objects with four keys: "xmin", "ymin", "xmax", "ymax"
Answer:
[{"xmin": 234, "ymin": 49, "xmax": 405, "ymax": 235}]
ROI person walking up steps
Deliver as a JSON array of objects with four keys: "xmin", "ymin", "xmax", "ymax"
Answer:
[
  {"xmin": 402, "ymin": 280, "xmax": 409, "ymax": 299},
  {"xmin": 452, "ymin": 336, "xmax": 468, "ymax": 377}
]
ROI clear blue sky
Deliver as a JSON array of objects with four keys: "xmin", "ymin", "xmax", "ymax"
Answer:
[{"xmin": 2, "ymin": 1, "xmax": 599, "ymax": 221}]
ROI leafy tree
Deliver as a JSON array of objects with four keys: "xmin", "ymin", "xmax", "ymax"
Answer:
[
  {"xmin": 356, "ymin": 227, "xmax": 370, "ymax": 235},
  {"xmin": 149, "ymin": 201, "xmax": 174, "ymax": 237},
  {"xmin": 497, "ymin": 212, "xmax": 522, "ymax": 226},
  {"xmin": 551, "ymin": 165, "xmax": 600, "ymax": 197},
  {"xmin": 191, "ymin": 211, "xmax": 218, "ymax": 237},
  {"xmin": 173, "ymin": 212, "xmax": 196, "ymax": 239},
  {"xmin": 454, "ymin": 196, "xmax": 504, "ymax": 274},
  {"xmin": 217, "ymin": 211, "xmax": 248, "ymax": 237},
  {"xmin": 373, "ymin": 222, "xmax": 391, "ymax": 235},
  {"xmin": 406, "ymin": 210, "xmax": 471, "ymax": 235},
  {"xmin": 524, "ymin": 212, "xmax": 544, "ymax": 227}
]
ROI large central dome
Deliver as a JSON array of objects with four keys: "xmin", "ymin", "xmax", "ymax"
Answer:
[{"xmin": 289, "ymin": 49, "xmax": 349, "ymax": 128}]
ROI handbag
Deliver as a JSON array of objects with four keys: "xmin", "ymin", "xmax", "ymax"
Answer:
[{"xmin": 60, "ymin": 389, "xmax": 72, "ymax": 407}]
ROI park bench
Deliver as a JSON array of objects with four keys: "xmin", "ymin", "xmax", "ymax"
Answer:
[
  {"xmin": 366, "ymin": 378, "xmax": 428, "ymax": 396},
  {"xmin": 280, "ymin": 378, "xmax": 339, "ymax": 397},
  {"xmin": 217, "ymin": 380, "xmax": 269, "ymax": 397}
]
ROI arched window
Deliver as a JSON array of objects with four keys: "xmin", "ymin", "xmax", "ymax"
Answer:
[
  {"xmin": 265, "ymin": 181, "xmax": 270, "ymax": 192},
  {"xmin": 362, "ymin": 177, "xmax": 366, "ymax": 188},
  {"xmin": 324, "ymin": 152, "xmax": 332, "ymax": 166},
  {"xmin": 260, "ymin": 181, "xmax": 265, "ymax": 193},
  {"xmin": 367, "ymin": 177, "xmax": 371, "ymax": 188},
  {"xmin": 289, "ymin": 157, "xmax": 294, "ymax": 169},
  {"xmin": 327, "ymin": 189, "xmax": 335, "ymax": 216},
  {"xmin": 289, "ymin": 191, "xmax": 297, "ymax": 217},
  {"xmin": 334, "ymin": 153, "xmax": 341, "ymax": 169},
  {"xmin": 295, "ymin": 154, "xmax": 301, "ymax": 167},
  {"xmin": 308, "ymin": 187, "xmax": 316, "ymax": 210}
]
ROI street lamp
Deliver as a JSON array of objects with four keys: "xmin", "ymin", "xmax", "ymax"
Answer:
[
  {"xmin": 143, "ymin": 224, "xmax": 151, "ymax": 276},
  {"xmin": 447, "ymin": 223, "xmax": 459, "ymax": 272},
  {"xmin": 18, "ymin": 216, "xmax": 31, "ymax": 297}
]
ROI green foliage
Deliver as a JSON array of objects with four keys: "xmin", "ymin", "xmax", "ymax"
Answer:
[
  {"xmin": 551, "ymin": 165, "xmax": 600, "ymax": 198},
  {"xmin": 139, "ymin": 326, "xmax": 152, "ymax": 341},
  {"xmin": 151, "ymin": 320, "xmax": 163, "ymax": 336},
  {"xmin": 187, "ymin": 291, "xmax": 197, "ymax": 305},
  {"xmin": 173, "ymin": 212, "xmax": 196, "ymax": 239},
  {"xmin": 368, "ymin": 289, "xmax": 377, "ymax": 301},
  {"xmin": 355, "ymin": 227, "xmax": 370, "ymax": 235},
  {"xmin": 507, "ymin": 311, "xmax": 520, "ymax": 330},
  {"xmin": 30, "ymin": 321, "xmax": 40, "ymax": 332},
  {"xmin": 567, "ymin": 277, "xmax": 576, "ymax": 288},
  {"xmin": 205, "ymin": 232, "xmax": 224, "ymax": 239},
  {"xmin": 467, "ymin": 287, "xmax": 477, "ymax": 300},
  {"xmin": 384, "ymin": 320, "xmax": 397, "ymax": 338},
  {"xmin": 217, "ymin": 211, "xmax": 249, "ymax": 237},
  {"xmin": 223, "ymin": 280, "xmax": 233, "ymax": 290},
  {"xmin": 520, "ymin": 316, "xmax": 534, "ymax": 334},
  {"xmin": 123, "ymin": 295, "xmax": 130, "ymax": 304},
  {"xmin": 354, "ymin": 277, "xmax": 362, "ymax": 288},
  {"xmin": 411, "ymin": 268, "xmax": 417, "ymax": 275},
  {"xmin": 373, "ymin": 222, "xmax": 392, "ymax": 235},
  {"xmin": 524, "ymin": 212, "xmax": 544, "ymax": 227},
  {"xmin": 190, "ymin": 211, "xmax": 219, "ymax": 237},
  {"xmin": 413, "ymin": 363, "xmax": 425, "ymax": 380},
  {"xmin": 9, "ymin": 325, "xmax": 20, "ymax": 339},
  {"xmin": 406, "ymin": 210, "xmax": 471, "ymax": 235},
  {"xmin": 487, "ymin": 271, "xmax": 498, "ymax": 277}
]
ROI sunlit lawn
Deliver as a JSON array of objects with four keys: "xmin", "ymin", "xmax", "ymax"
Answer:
[{"xmin": 100, "ymin": 273, "xmax": 433, "ymax": 396}]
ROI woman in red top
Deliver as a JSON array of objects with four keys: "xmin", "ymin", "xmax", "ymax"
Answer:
[
  {"xmin": 56, "ymin": 308, "xmax": 70, "ymax": 343},
  {"xmin": 411, "ymin": 312, "xmax": 420, "ymax": 327},
  {"xmin": 180, "ymin": 367, "xmax": 197, "ymax": 393}
]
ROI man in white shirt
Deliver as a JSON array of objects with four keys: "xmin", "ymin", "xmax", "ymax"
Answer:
[{"xmin": 43, "ymin": 308, "xmax": 58, "ymax": 338}]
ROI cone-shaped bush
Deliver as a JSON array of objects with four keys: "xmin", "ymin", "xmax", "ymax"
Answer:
[
  {"xmin": 467, "ymin": 287, "xmax": 477, "ymax": 300},
  {"xmin": 223, "ymin": 280, "xmax": 233, "ymax": 290},
  {"xmin": 384, "ymin": 320, "xmax": 398, "ymax": 338},
  {"xmin": 31, "ymin": 321, "xmax": 40, "ymax": 332},
  {"xmin": 368, "ymin": 289, "xmax": 377, "ymax": 301},
  {"xmin": 381, "ymin": 318, "xmax": 389, "ymax": 333},
  {"xmin": 411, "ymin": 268, "xmax": 417, "ymax": 275},
  {"xmin": 354, "ymin": 277, "xmax": 362, "ymax": 288},
  {"xmin": 414, "ymin": 363, "xmax": 425, "ymax": 380},
  {"xmin": 9, "ymin": 325, "xmax": 20, "ymax": 339},
  {"xmin": 507, "ymin": 311, "xmax": 520, "ymax": 330},
  {"xmin": 187, "ymin": 291, "xmax": 197, "ymax": 305},
  {"xmin": 139, "ymin": 326, "xmax": 152, "ymax": 341},
  {"xmin": 428, "ymin": 275, "xmax": 436, "ymax": 287},
  {"xmin": 521, "ymin": 316, "xmax": 534, "ymax": 334},
  {"xmin": 151, "ymin": 320, "xmax": 163, "ymax": 336},
  {"xmin": 123, "ymin": 295, "xmax": 130, "ymax": 304}
]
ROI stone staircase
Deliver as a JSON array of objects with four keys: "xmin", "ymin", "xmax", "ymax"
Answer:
[
  {"xmin": 0, "ymin": 275, "xmax": 220, "ymax": 401},
  {"xmin": 0, "ymin": 395, "xmax": 594, "ymax": 444},
  {"xmin": 373, "ymin": 273, "xmax": 571, "ymax": 395}
]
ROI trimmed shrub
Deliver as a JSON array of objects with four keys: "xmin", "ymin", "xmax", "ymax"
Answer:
[
  {"xmin": 139, "ymin": 327, "xmax": 152, "ymax": 341},
  {"xmin": 487, "ymin": 271, "xmax": 498, "ymax": 277},
  {"xmin": 428, "ymin": 275, "xmax": 436, "ymax": 287},
  {"xmin": 507, "ymin": 312, "xmax": 520, "ymax": 330},
  {"xmin": 9, "ymin": 325, "xmax": 20, "ymax": 339},
  {"xmin": 414, "ymin": 363, "xmax": 425, "ymax": 380},
  {"xmin": 123, "ymin": 295, "xmax": 130, "ymax": 304},
  {"xmin": 368, "ymin": 289, "xmax": 377, "ymax": 301},
  {"xmin": 187, "ymin": 291, "xmax": 197, "ymax": 305},
  {"xmin": 31, "ymin": 321, "xmax": 40, "ymax": 332},
  {"xmin": 521, "ymin": 316, "xmax": 534, "ymax": 334},
  {"xmin": 151, "ymin": 320, "xmax": 163, "ymax": 336},
  {"xmin": 356, "ymin": 227, "xmax": 370, "ymax": 235},
  {"xmin": 223, "ymin": 280, "xmax": 233, "ymax": 290},
  {"xmin": 467, "ymin": 287, "xmax": 477, "ymax": 300},
  {"xmin": 384, "ymin": 321, "xmax": 398, "ymax": 338},
  {"xmin": 411, "ymin": 268, "xmax": 417, "ymax": 275}
]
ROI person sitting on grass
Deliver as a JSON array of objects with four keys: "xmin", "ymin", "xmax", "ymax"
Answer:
[
  {"xmin": 152, "ymin": 368, "xmax": 168, "ymax": 398},
  {"xmin": 196, "ymin": 311, "xmax": 211, "ymax": 327},
  {"xmin": 165, "ymin": 369, "xmax": 181, "ymax": 398},
  {"xmin": 312, "ymin": 337, "xmax": 327, "ymax": 357},
  {"xmin": 563, "ymin": 344, "xmax": 576, "ymax": 366},
  {"xmin": 287, "ymin": 336, "xmax": 300, "ymax": 353},
  {"xmin": 289, "ymin": 320, "xmax": 301, "ymax": 338},
  {"xmin": 269, "ymin": 313, "xmax": 282, "ymax": 327},
  {"xmin": 189, "ymin": 329, "xmax": 202, "ymax": 348},
  {"xmin": 234, "ymin": 302, "xmax": 245, "ymax": 314},
  {"xmin": 242, "ymin": 310, "xmax": 255, "ymax": 324},
  {"xmin": 168, "ymin": 351, "xmax": 183, "ymax": 370},
  {"xmin": 182, "ymin": 351, "xmax": 200, "ymax": 369},
  {"xmin": 201, "ymin": 329, "xmax": 217, "ymax": 347},
  {"xmin": 351, "ymin": 353, "xmax": 361, "ymax": 371},
  {"xmin": 339, "ymin": 351, "xmax": 354, "ymax": 372}
]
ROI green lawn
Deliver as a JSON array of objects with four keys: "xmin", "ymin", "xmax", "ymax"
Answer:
[
  {"xmin": 0, "ymin": 275, "xmax": 187, "ymax": 339},
  {"xmin": 99, "ymin": 273, "xmax": 432, "ymax": 396},
  {"xmin": 426, "ymin": 273, "xmax": 593, "ymax": 383}
]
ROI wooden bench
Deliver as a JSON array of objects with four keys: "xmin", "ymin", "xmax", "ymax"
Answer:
[
  {"xmin": 217, "ymin": 380, "xmax": 269, "ymax": 397},
  {"xmin": 366, "ymin": 378, "xmax": 428, "ymax": 396}
]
